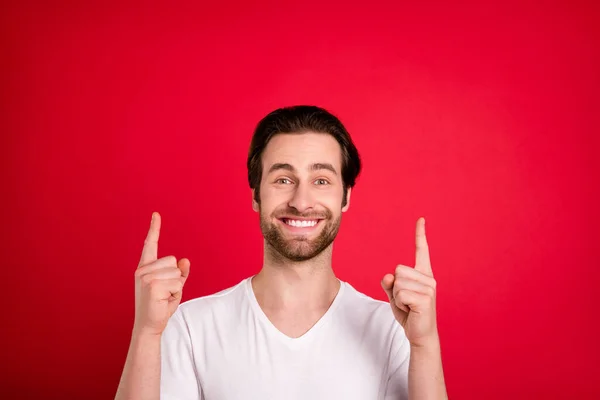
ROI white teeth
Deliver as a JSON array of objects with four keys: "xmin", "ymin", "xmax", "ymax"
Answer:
[{"xmin": 285, "ymin": 219, "xmax": 317, "ymax": 227}]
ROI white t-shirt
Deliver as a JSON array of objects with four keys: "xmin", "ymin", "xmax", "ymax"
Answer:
[{"xmin": 161, "ymin": 277, "xmax": 410, "ymax": 400}]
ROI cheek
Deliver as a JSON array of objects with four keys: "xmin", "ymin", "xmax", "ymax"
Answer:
[
  {"xmin": 321, "ymin": 188, "xmax": 345, "ymax": 206},
  {"xmin": 258, "ymin": 188, "xmax": 286, "ymax": 213},
  {"xmin": 260, "ymin": 181, "xmax": 295, "ymax": 201}
]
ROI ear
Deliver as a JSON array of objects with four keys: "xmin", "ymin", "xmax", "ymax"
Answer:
[
  {"xmin": 252, "ymin": 189, "xmax": 259, "ymax": 212},
  {"xmin": 342, "ymin": 187, "xmax": 352, "ymax": 212}
]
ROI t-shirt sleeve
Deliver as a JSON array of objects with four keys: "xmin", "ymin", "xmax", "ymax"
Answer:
[
  {"xmin": 384, "ymin": 328, "xmax": 410, "ymax": 400},
  {"xmin": 160, "ymin": 308, "xmax": 202, "ymax": 400}
]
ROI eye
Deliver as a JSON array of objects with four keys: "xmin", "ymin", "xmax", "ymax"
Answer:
[
  {"xmin": 275, "ymin": 178, "xmax": 293, "ymax": 185},
  {"xmin": 314, "ymin": 179, "xmax": 330, "ymax": 185}
]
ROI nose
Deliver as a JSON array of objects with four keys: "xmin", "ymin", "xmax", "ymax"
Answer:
[{"xmin": 288, "ymin": 181, "xmax": 315, "ymax": 213}]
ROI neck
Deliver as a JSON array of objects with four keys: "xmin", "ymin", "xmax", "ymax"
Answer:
[{"xmin": 252, "ymin": 242, "xmax": 340, "ymax": 311}]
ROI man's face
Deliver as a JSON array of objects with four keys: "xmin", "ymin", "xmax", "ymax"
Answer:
[{"xmin": 253, "ymin": 132, "xmax": 351, "ymax": 262}]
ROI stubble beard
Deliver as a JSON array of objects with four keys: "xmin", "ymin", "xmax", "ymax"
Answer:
[{"xmin": 260, "ymin": 207, "xmax": 342, "ymax": 262}]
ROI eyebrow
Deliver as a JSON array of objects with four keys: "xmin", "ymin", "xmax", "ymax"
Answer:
[{"xmin": 268, "ymin": 162, "xmax": 338, "ymax": 175}]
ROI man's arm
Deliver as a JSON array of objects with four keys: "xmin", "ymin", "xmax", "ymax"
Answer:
[
  {"xmin": 115, "ymin": 333, "xmax": 162, "ymax": 400},
  {"xmin": 115, "ymin": 212, "xmax": 191, "ymax": 400},
  {"xmin": 408, "ymin": 340, "xmax": 447, "ymax": 400},
  {"xmin": 381, "ymin": 218, "xmax": 448, "ymax": 399}
]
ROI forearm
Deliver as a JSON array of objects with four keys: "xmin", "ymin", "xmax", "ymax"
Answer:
[
  {"xmin": 115, "ymin": 332, "xmax": 162, "ymax": 400},
  {"xmin": 408, "ymin": 337, "xmax": 447, "ymax": 400}
]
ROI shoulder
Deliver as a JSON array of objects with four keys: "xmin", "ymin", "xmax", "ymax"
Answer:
[
  {"xmin": 340, "ymin": 281, "xmax": 394, "ymax": 317},
  {"xmin": 175, "ymin": 277, "xmax": 250, "ymax": 326},
  {"xmin": 339, "ymin": 281, "xmax": 407, "ymax": 340},
  {"xmin": 162, "ymin": 278, "xmax": 251, "ymax": 349}
]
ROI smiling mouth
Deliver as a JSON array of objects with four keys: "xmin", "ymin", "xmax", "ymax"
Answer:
[{"xmin": 279, "ymin": 218, "xmax": 322, "ymax": 228}]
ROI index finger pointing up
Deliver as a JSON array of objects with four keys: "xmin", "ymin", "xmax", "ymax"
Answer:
[
  {"xmin": 415, "ymin": 217, "xmax": 433, "ymax": 276},
  {"xmin": 139, "ymin": 212, "xmax": 161, "ymax": 267}
]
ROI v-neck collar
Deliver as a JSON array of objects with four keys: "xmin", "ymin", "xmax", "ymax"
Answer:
[{"xmin": 245, "ymin": 276, "xmax": 346, "ymax": 348}]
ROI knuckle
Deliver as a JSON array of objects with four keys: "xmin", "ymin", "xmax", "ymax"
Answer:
[
  {"xmin": 164, "ymin": 255, "xmax": 177, "ymax": 266},
  {"xmin": 394, "ymin": 289, "xmax": 404, "ymax": 300},
  {"xmin": 426, "ymin": 286, "xmax": 435, "ymax": 297},
  {"xmin": 141, "ymin": 274, "xmax": 154, "ymax": 286},
  {"xmin": 148, "ymin": 280, "xmax": 162, "ymax": 294}
]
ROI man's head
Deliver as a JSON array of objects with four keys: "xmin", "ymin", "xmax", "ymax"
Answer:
[{"xmin": 247, "ymin": 105, "xmax": 361, "ymax": 262}]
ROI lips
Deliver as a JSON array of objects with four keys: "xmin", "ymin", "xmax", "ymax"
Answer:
[
  {"xmin": 281, "ymin": 218, "xmax": 320, "ymax": 227},
  {"xmin": 278, "ymin": 217, "xmax": 324, "ymax": 230}
]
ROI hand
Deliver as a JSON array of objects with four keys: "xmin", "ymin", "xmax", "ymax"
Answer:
[
  {"xmin": 133, "ymin": 212, "xmax": 190, "ymax": 336},
  {"xmin": 381, "ymin": 217, "xmax": 438, "ymax": 347}
]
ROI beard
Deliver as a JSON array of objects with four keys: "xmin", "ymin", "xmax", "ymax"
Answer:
[{"xmin": 260, "ymin": 206, "xmax": 342, "ymax": 262}]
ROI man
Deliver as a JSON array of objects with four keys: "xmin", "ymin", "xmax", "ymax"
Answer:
[{"xmin": 115, "ymin": 106, "xmax": 447, "ymax": 400}]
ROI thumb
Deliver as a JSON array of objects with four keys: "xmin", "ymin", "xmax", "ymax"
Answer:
[
  {"xmin": 381, "ymin": 273, "xmax": 395, "ymax": 302},
  {"xmin": 178, "ymin": 258, "xmax": 191, "ymax": 285}
]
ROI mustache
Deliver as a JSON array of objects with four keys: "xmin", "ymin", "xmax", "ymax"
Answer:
[{"xmin": 273, "ymin": 208, "xmax": 331, "ymax": 220}]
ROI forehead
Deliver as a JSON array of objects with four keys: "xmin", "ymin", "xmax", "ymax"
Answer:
[{"xmin": 262, "ymin": 132, "xmax": 342, "ymax": 172}]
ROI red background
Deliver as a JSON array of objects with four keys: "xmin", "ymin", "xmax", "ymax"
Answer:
[{"xmin": 2, "ymin": 1, "xmax": 599, "ymax": 398}]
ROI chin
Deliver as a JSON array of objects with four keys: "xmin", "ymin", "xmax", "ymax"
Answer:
[{"xmin": 278, "ymin": 241, "xmax": 331, "ymax": 262}]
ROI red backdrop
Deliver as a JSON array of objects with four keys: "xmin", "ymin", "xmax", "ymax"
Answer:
[{"xmin": 2, "ymin": 1, "xmax": 599, "ymax": 398}]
